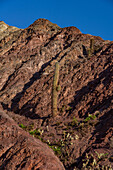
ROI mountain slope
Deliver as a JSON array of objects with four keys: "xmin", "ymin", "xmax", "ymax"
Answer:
[{"xmin": 0, "ymin": 19, "xmax": 113, "ymax": 169}]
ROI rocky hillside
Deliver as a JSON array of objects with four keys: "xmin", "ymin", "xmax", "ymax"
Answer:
[{"xmin": 0, "ymin": 19, "xmax": 113, "ymax": 169}]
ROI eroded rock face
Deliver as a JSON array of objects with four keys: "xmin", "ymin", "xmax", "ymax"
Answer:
[
  {"xmin": 0, "ymin": 19, "xmax": 108, "ymax": 96},
  {"xmin": 0, "ymin": 19, "xmax": 113, "ymax": 169},
  {"xmin": 0, "ymin": 21, "xmax": 22, "ymax": 55},
  {"xmin": 0, "ymin": 107, "xmax": 65, "ymax": 170}
]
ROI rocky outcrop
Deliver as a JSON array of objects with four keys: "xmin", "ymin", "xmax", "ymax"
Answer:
[
  {"xmin": 0, "ymin": 107, "xmax": 64, "ymax": 170},
  {"xmin": 0, "ymin": 21, "xmax": 22, "ymax": 55},
  {"xmin": 0, "ymin": 19, "xmax": 108, "ymax": 96},
  {"xmin": 0, "ymin": 19, "xmax": 113, "ymax": 169}
]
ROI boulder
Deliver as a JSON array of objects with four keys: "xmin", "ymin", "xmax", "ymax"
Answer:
[{"xmin": 0, "ymin": 108, "xmax": 65, "ymax": 170}]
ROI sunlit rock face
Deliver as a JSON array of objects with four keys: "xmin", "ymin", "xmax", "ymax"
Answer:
[{"xmin": 0, "ymin": 19, "xmax": 113, "ymax": 169}]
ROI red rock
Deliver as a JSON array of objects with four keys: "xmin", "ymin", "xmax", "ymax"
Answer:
[
  {"xmin": 0, "ymin": 19, "xmax": 113, "ymax": 169},
  {"xmin": 0, "ymin": 107, "xmax": 65, "ymax": 170}
]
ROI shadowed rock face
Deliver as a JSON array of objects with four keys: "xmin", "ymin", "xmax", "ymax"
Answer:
[
  {"xmin": 0, "ymin": 19, "xmax": 113, "ymax": 169},
  {"xmin": 0, "ymin": 107, "xmax": 65, "ymax": 170}
]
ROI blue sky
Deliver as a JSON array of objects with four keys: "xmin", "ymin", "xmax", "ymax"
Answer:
[{"xmin": 0, "ymin": 0, "xmax": 113, "ymax": 41}]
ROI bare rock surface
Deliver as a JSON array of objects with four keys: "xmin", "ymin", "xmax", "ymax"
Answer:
[
  {"xmin": 0, "ymin": 19, "xmax": 113, "ymax": 169},
  {"xmin": 0, "ymin": 21, "xmax": 22, "ymax": 55},
  {"xmin": 0, "ymin": 106, "xmax": 65, "ymax": 170}
]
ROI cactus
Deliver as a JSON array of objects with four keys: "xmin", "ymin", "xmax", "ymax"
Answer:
[
  {"xmin": 56, "ymin": 85, "xmax": 61, "ymax": 92},
  {"xmin": 87, "ymin": 38, "xmax": 94, "ymax": 58},
  {"xmin": 90, "ymin": 38, "xmax": 94, "ymax": 54},
  {"xmin": 87, "ymin": 48, "xmax": 91, "ymax": 58},
  {"xmin": 52, "ymin": 62, "xmax": 60, "ymax": 117}
]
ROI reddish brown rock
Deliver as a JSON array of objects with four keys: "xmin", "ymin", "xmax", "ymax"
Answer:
[
  {"xmin": 0, "ymin": 107, "xmax": 65, "ymax": 170},
  {"xmin": 0, "ymin": 21, "xmax": 22, "ymax": 55},
  {"xmin": 0, "ymin": 19, "xmax": 113, "ymax": 169}
]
